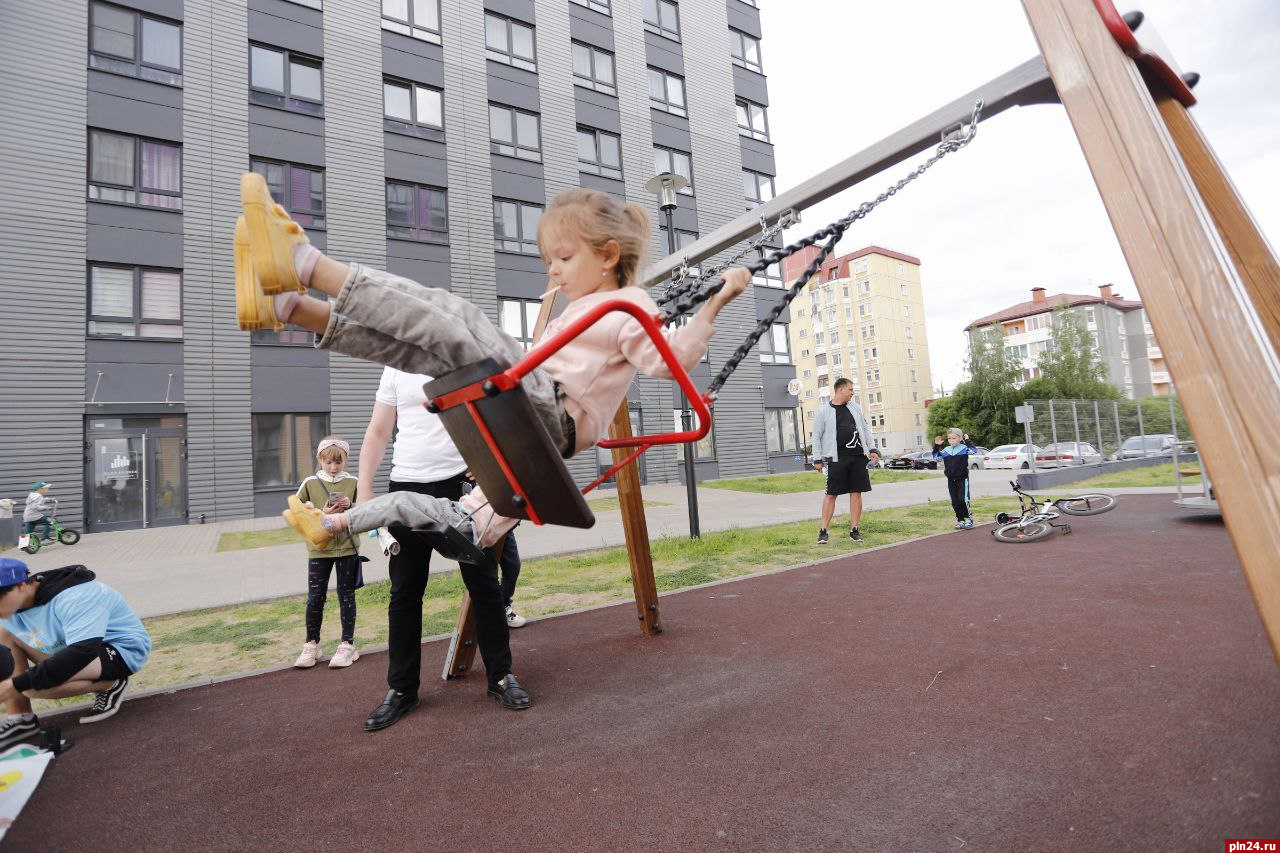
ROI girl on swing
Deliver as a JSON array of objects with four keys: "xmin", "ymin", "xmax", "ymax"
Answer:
[{"xmin": 234, "ymin": 173, "xmax": 749, "ymax": 550}]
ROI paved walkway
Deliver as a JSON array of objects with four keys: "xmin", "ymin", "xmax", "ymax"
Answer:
[{"xmin": 11, "ymin": 470, "xmax": 1181, "ymax": 618}]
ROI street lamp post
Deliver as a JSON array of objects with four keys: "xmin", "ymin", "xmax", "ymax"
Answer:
[{"xmin": 645, "ymin": 171, "xmax": 700, "ymax": 539}]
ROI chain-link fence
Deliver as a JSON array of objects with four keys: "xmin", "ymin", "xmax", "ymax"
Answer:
[{"xmin": 1020, "ymin": 397, "xmax": 1190, "ymax": 463}]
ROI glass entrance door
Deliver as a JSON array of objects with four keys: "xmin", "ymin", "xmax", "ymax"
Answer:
[{"xmin": 86, "ymin": 417, "xmax": 187, "ymax": 531}]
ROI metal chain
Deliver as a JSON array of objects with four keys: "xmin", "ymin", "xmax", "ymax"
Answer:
[
  {"xmin": 656, "ymin": 211, "xmax": 797, "ymax": 308},
  {"xmin": 675, "ymin": 99, "xmax": 984, "ymax": 399}
]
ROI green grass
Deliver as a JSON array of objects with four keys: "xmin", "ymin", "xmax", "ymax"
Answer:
[
  {"xmin": 217, "ymin": 527, "xmax": 306, "ymax": 552},
  {"xmin": 702, "ymin": 468, "xmax": 935, "ymax": 494},
  {"xmin": 1068, "ymin": 461, "xmax": 1199, "ymax": 490},
  {"xmin": 35, "ymin": 495, "xmax": 1011, "ymax": 711}
]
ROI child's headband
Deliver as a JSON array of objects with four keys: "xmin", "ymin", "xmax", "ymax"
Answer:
[{"xmin": 317, "ymin": 438, "xmax": 350, "ymax": 457}]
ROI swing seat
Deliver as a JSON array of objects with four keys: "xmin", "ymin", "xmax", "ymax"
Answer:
[
  {"xmin": 415, "ymin": 519, "xmax": 490, "ymax": 566},
  {"xmin": 425, "ymin": 359, "xmax": 596, "ymax": 528}
]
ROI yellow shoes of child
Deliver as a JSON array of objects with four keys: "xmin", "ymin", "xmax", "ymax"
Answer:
[
  {"xmin": 234, "ymin": 217, "xmax": 282, "ymax": 331},
  {"xmin": 283, "ymin": 495, "xmax": 334, "ymax": 550},
  {"xmin": 240, "ymin": 171, "xmax": 310, "ymax": 295}
]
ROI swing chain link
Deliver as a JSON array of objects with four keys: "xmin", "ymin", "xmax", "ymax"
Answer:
[
  {"xmin": 658, "ymin": 209, "xmax": 797, "ymax": 307},
  {"xmin": 678, "ymin": 98, "xmax": 983, "ymax": 399}
]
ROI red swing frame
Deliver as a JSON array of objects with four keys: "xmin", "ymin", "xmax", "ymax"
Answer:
[{"xmin": 425, "ymin": 298, "xmax": 713, "ymax": 518}]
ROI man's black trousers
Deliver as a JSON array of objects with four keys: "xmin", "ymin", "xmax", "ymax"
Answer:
[{"xmin": 387, "ymin": 475, "xmax": 511, "ymax": 693}]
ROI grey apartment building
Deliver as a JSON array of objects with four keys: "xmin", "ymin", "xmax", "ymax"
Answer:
[{"xmin": 0, "ymin": 0, "xmax": 798, "ymax": 532}]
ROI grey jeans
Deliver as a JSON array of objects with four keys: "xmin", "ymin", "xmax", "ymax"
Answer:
[{"xmin": 317, "ymin": 263, "xmax": 570, "ymax": 452}]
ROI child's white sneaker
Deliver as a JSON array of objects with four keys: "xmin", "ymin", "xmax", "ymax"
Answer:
[
  {"xmin": 329, "ymin": 641, "xmax": 359, "ymax": 668},
  {"xmin": 294, "ymin": 640, "xmax": 320, "ymax": 669}
]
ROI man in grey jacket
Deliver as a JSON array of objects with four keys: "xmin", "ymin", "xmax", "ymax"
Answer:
[{"xmin": 810, "ymin": 378, "xmax": 873, "ymax": 544}]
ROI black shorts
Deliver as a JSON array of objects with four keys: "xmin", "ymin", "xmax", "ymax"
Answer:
[
  {"xmin": 97, "ymin": 643, "xmax": 134, "ymax": 681},
  {"xmin": 825, "ymin": 456, "xmax": 872, "ymax": 496}
]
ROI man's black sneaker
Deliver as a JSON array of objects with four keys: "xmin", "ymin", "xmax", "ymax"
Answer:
[
  {"xmin": 0, "ymin": 714, "xmax": 39, "ymax": 748},
  {"xmin": 364, "ymin": 689, "xmax": 420, "ymax": 732},
  {"xmin": 80, "ymin": 678, "xmax": 129, "ymax": 724},
  {"xmin": 850, "ymin": 528, "xmax": 864, "ymax": 542},
  {"xmin": 817, "ymin": 528, "xmax": 829, "ymax": 544}
]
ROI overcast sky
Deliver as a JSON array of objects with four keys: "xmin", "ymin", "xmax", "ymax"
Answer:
[{"xmin": 755, "ymin": 0, "xmax": 1280, "ymax": 393}]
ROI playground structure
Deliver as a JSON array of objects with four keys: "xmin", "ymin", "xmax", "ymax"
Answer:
[{"xmin": 426, "ymin": 0, "xmax": 1280, "ymax": 677}]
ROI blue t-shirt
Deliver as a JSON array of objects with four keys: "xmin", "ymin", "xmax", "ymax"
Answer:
[{"xmin": 1, "ymin": 581, "xmax": 151, "ymax": 674}]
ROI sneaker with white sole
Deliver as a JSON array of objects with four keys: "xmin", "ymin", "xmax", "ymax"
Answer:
[
  {"xmin": 817, "ymin": 528, "xmax": 829, "ymax": 545},
  {"xmin": 0, "ymin": 714, "xmax": 39, "ymax": 748},
  {"xmin": 80, "ymin": 678, "xmax": 129, "ymax": 724},
  {"xmin": 294, "ymin": 640, "xmax": 320, "ymax": 669},
  {"xmin": 961, "ymin": 518, "xmax": 974, "ymax": 529},
  {"xmin": 955, "ymin": 520, "xmax": 966, "ymax": 530},
  {"xmin": 505, "ymin": 606, "xmax": 527, "ymax": 629},
  {"xmin": 329, "ymin": 641, "xmax": 359, "ymax": 668}
]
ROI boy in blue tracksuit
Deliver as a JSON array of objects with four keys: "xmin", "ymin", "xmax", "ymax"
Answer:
[
  {"xmin": 932, "ymin": 428, "xmax": 980, "ymax": 529},
  {"xmin": 0, "ymin": 558, "xmax": 151, "ymax": 747}
]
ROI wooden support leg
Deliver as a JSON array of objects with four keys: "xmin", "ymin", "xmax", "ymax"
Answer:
[
  {"xmin": 609, "ymin": 403, "xmax": 662, "ymax": 635},
  {"xmin": 441, "ymin": 533, "xmax": 508, "ymax": 680},
  {"xmin": 1022, "ymin": 0, "xmax": 1280, "ymax": 665}
]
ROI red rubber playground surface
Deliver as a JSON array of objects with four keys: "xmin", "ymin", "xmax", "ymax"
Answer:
[{"xmin": 11, "ymin": 494, "xmax": 1279, "ymax": 851}]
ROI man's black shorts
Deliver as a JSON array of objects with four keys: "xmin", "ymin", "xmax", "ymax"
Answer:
[
  {"xmin": 824, "ymin": 456, "xmax": 872, "ymax": 496},
  {"xmin": 97, "ymin": 643, "xmax": 134, "ymax": 681}
]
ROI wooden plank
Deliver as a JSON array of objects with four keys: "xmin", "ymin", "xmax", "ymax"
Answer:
[
  {"xmin": 609, "ymin": 403, "xmax": 663, "ymax": 635},
  {"xmin": 1154, "ymin": 94, "xmax": 1280, "ymax": 356},
  {"xmin": 1021, "ymin": 0, "xmax": 1280, "ymax": 664},
  {"xmin": 442, "ymin": 588, "xmax": 477, "ymax": 680}
]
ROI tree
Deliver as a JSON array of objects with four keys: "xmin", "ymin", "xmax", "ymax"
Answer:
[
  {"xmin": 1036, "ymin": 308, "xmax": 1123, "ymax": 400},
  {"xmin": 950, "ymin": 327, "xmax": 1026, "ymax": 446}
]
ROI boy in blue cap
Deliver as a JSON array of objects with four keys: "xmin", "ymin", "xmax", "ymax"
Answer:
[{"xmin": 0, "ymin": 558, "xmax": 151, "ymax": 747}]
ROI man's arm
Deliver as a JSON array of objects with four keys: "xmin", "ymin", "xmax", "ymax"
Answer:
[
  {"xmin": 811, "ymin": 410, "xmax": 827, "ymax": 468},
  {"xmin": 357, "ymin": 401, "xmax": 397, "ymax": 503}
]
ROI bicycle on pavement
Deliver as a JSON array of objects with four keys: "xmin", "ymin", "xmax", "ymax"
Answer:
[
  {"xmin": 991, "ymin": 481, "xmax": 1117, "ymax": 544},
  {"xmin": 21, "ymin": 500, "xmax": 81, "ymax": 554}
]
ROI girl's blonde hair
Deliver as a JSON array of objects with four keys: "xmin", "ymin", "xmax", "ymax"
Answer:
[{"xmin": 537, "ymin": 188, "xmax": 650, "ymax": 287}]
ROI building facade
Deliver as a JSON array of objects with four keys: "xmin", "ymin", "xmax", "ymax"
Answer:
[
  {"xmin": 782, "ymin": 246, "xmax": 936, "ymax": 455},
  {"xmin": 0, "ymin": 0, "xmax": 797, "ymax": 532},
  {"xmin": 964, "ymin": 285, "xmax": 1165, "ymax": 398}
]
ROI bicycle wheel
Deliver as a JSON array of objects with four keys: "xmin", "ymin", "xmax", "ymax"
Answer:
[
  {"xmin": 58, "ymin": 528, "xmax": 81, "ymax": 545},
  {"xmin": 992, "ymin": 521, "xmax": 1054, "ymax": 543},
  {"xmin": 1056, "ymin": 494, "xmax": 1117, "ymax": 516},
  {"xmin": 21, "ymin": 536, "xmax": 40, "ymax": 555}
]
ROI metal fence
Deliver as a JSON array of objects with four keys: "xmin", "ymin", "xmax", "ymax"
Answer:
[{"xmin": 1020, "ymin": 397, "xmax": 1189, "ymax": 462}]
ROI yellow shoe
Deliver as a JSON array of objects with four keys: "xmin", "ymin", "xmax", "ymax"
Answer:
[
  {"xmin": 234, "ymin": 216, "xmax": 282, "ymax": 331},
  {"xmin": 283, "ymin": 495, "xmax": 333, "ymax": 550},
  {"xmin": 241, "ymin": 172, "xmax": 310, "ymax": 294}
]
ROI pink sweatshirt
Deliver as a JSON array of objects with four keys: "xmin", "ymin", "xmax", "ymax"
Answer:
[{"xmin": 536, "ymin": 286, "xmax": 715, "ymax": 453}]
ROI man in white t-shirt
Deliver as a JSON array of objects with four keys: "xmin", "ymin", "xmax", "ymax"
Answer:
[{"xmin": 358, "ymin": 367, "xmax": 530, "ymax": 731}]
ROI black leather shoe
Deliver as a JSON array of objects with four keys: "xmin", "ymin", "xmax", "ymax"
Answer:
[
  {"xmin": 364, "ymin": 688, "xmax": 420, "ymax": 732},
  {"xmin": 487, "ymin": 673, "xmax": 533, "ymax": 711}
]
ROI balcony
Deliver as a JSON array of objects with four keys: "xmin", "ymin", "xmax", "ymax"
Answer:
[
  {"xmin": 1147, "ymin": 346, "xmax": 1162, "ymax": 358},
  {"xmin": 1152, "ymin": 371, "xmax": 1171, "ymax": 384}
]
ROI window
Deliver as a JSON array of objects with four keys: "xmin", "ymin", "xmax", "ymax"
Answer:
[
  {"xmin": 643, "ymin": 0, "xmax": 680, "ymax": 40},
  {"xmin": 251, "ymin": 160, "xmax": 325, "ymax": 228},
  {"xmin": 577, "ymin": 127, "xmax": 622, "ymax": 178},
  {"xmin": 674, "ymin": 410, "xmax": 715, "ymax": 461},
  {"xmin": 654, "ymin": 147, "xmax": 693, "ymax": 195},
  {"xmin": 570, "ymin": 0, "xmax": 611, "ymax": 13},
  {"xmin": 494, "ymin": 199, "xmax": 542, "ymax": 254},
  {"xmin": 827, "ymin": 309, "xmax": 836, "ymax": 325},
  {"xmin": 743, "ymin": 169, "xmax": 774, "ymax": 208},
  {"xmin": 252, "ymin": 414, "xmax": 330, "ymax": 488},
  {"xmin": 490, "ymin": 104, "xmax": 541, "ymax": 160},
  {"xmin": 842, "ymin": 285, "xmax": 850, "ymax": 298},
  {"xmin": 910, "ymin": 369, "xmax": 918, "ymax": 382},
  {"xmin": 386, "ymin": 181, "xmax": 447, "ymax": 243},
  {"xmin": 382, "ymin": 0, "xmax": 441, "ymax": 43},
  {"xmin": 765, "ymin": 408, "xmax": 800, "ymax": 454},
  {"xmin": 758, "ymin": 324, "xmax": 790, "ymax": 364},
  {"xmin": 736, "ymin": 99, "xmax": 769, "ymax": 141},
  {"xmin": 858, "ymin": 304, "xmax": 867, "ymax": 317},
  {"xmin": 902, "ymin": 305, "xmax": 910, "ymax": 318},
  {"xmin": 915, "ymin": 414, "xmax": 922, "ymax": 425},
  {"xmin": 1086, "ymin": 307, "xmax": 1096, "ymax": 326},
  {"xmin": 87, "ymin": 265, "xmax": 182, "ymax": 339},
  {"xmin": 486, "ymin": 14, "xmax": 536, "ymax": 72},
  {"xmin": 863, "ymin": 346, "xmax": 877, "ymax": 360},
  {"xmin": 912, "ymin": 391, "xmax": 919, "ymax": 403},
  {"xmin": 384, "ymin": 78, "xmax": 443, "ymax": 139},
  {"xmin": 729, "ymin": 28, "xmax": 762, "ymax": 72},
  {"xmin": 500, "ymin": 298, "xmax": 543, "ymax": 351},
  {"xmin": 857, "ymin": 278, "xmax": 870, "ymax": 294},
  {"xmin": 907, "ymin": 347, "xmax": 915, "ymax": 360},
  {"xmin": 89, "ymin": 2, "xmax": 182, "ymax": 85},
  {"xmin": 900, "ymin": 283, "xmax": 908, "ymax": 296},
  {"xmin": 648, "ymin": 67, "xmax": 686, "ymax": 116},
  {"xmin": 88, "ymin": 130, "xmax": 181, "ymax": 209},
  {"xmin": 657, "ymin": 226, "xmax": 700, "ymax": 275},
  {"xmin": 862, "ymin": 323, "xmax": 875, "ymax": 339},
  {"xmin": 250, "ymin": 45, "xmax": 323, "ymax": 114},
  {"xmin": 832, "ymin": 352, "xmax": 842, "ymax": 367},
  {"xmin": 751, "ymin": 246, "xmax": 783, "ymax": 288},
  {"xmin": 572, "ymin": 42, "xmax": 616, "ymax": 95},
  {"xmin": 844, "ymin": 307, "xmax": 852, "ymax": 320},
  {"xmin": 905, "ymin": 326, "xmax": 913, "ymax": 340}
]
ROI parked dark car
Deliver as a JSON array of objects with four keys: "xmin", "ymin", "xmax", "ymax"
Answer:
[
  {"xmin": 1113, "ymin": 434, "xmax": 1180, "ymax": 460},
  {"xmin": 887, "ymin": 450, "xmax": 938, "ymax": 470}
]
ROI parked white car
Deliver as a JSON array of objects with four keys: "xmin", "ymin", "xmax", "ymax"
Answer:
[
  {"xmin": 1035, "ymin": 442, "xmax": 1104, "ymax": 468},
  {"xmin": 983, "ymin": 443, "xmax": 1042, "ymax": 470}
]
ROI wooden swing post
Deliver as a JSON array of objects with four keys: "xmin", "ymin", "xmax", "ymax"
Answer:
[{"xmin": 1021, "ymin": 0, "xmax": 1280, "ymax": 664}]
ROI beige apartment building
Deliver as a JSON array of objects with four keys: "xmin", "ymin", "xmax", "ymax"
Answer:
[{"xmin": 782, "ymin": 246, "xmax": 936, "ymax": 455}]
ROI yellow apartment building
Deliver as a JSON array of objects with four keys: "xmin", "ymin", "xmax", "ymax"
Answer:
[{"xmin": 782, "ymin": 246, "xmax": 935, "ymax": 455}]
